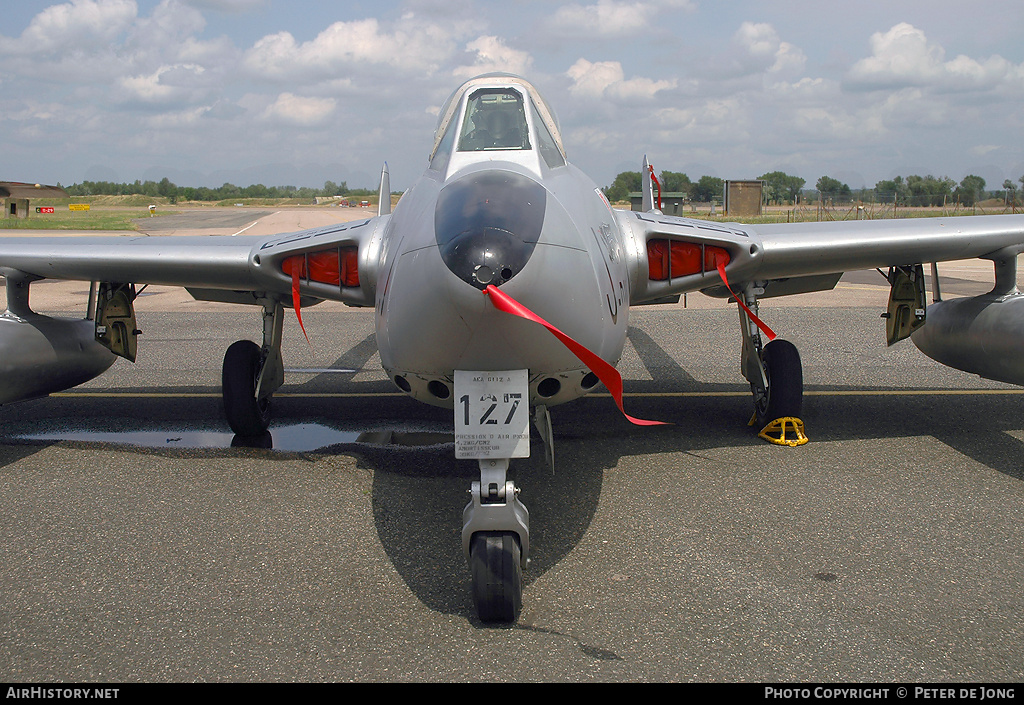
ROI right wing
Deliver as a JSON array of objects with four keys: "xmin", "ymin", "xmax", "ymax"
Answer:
[
  {"xmin": 618, "ymin": 210, "xmax": 1024, "ymax": 305},
  {"xmin": 749, "ymin": 215, "xmax": 1024, "ymax": 281}
]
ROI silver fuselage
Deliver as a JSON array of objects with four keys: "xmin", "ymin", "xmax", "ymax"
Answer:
[
  {"xmin": 375, "ymin": 158, "xmax": 629, "ymax": 408},
  {"xmin": 368, "ymin": 76, "xmax": 633, "ymax": 409}
]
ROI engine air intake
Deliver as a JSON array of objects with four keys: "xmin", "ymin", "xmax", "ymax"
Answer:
[
  {"xmin": 281, "ymin": 247, "xmax": 359, "ymax": 288},
  {"xmin": 647, "ymin": 240, "xmax": 729, "ymax": 280}
]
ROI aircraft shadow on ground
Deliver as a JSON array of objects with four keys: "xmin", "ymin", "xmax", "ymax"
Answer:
[{"xmin": 1, "ymin": 326, "xmax": 1022, "ymax": 622}]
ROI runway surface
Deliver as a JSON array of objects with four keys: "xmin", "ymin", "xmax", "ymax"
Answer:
[{"xmin": 1, "ymin": 210, "xmax": 1022, "ymax": 682}]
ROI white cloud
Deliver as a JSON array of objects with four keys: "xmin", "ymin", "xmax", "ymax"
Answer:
[
  {"xmin": 732, "ymin": 22, "xmax": 806, "ymax": 76},
  {"xmin": 243, "ymin": 17, "xmax": 457, "ymax": 79},
  {"xmin": 846, "ymin": 22, "xmax": 1024, "ymax": 92},
  {"xmin": 969, "ymin": 144, "xmax": 1001, "ymax": 157},
  {"xmin": 566, "ymin": 59, "xmax": 676, "ymax": 101},
  {"xmin": 119, "ymin": 63, "xmax": 207, "ymax": 103},
  {"xmin": 653, "ymin": 97, "xmax": 751, "ymax": 143},
  {"xmin": 5, "ymin": 99, "xmax": 71, "ymax": 125},
  {"xmin": 551, "ymin": 1, "xmax": 647, "ymax": 36},
  {"xmin": 0, "ymin": 0, "xmax": 137, "ymax": 55},
  {"xmin": 453, "ymin": 36, "xmax": 533, "ymax": 79},
  {"xmin": 789, "ymin": 106, "xmax": 878, "ymax": 141},
  {"xmin": 2, "ymin": 2, "xmax": 1023, "ymax": 193},
  {"xmin": 183, "ymin": 0, "xmax": 267, "ymax": 11},
  {"xmin": 772, "ymin": 76, "xmax": 832, "ymax": 98},
  {"xmin": 0, "ymin": 0, "xmax": 231, "ymax": 89},
  {"xmin": 150, "ymin": 0, "xmax": 205, "ymax": 33},
  {"xmin": 549, "ymin": 0, "xmax": 695, "ymax": 38},
  {"xmin": 142, "ymin": 105, "xmax": 213, "ymax": 130},
  {"xmin": 567, "ymin": 59, "xmax": 622, "ymax": 98},
  {"xmin": 129, "ymin": 0, "xmax": 207, "ymax": 52},
  {"xmin": 175, "ymin": 34, "xmax": 238, "ymax": 65},
  {"xmin": 847, "ymin": 23, "xmax": 942, "ymax": 87},
  {"xmin": 261, "ymin": 92, "xmax": 337, "ymax": 126}
]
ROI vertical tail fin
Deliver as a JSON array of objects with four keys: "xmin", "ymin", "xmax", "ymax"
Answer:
[
  {"xmin": 641, "ymin": 155, "xmax": 654, "ymax": 212},
  {"xmin": 641, "ymin": 155, "xmax": 662, "ymax": 213},
  {"xmin": 378, "ymin": 163, "xmax": 391, "ymax": 216}
]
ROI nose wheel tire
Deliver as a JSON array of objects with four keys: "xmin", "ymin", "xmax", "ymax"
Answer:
[
  {"xmin": 754, "ymin": 339, "xmax": 803, "ymax": 427},
  {"xmin": 222, "ymin": 339, "xmax": 272, "ymax": 436},
  {"xmin": 470, "ymin": 531, "xmax": 523, "ymax": 623}
]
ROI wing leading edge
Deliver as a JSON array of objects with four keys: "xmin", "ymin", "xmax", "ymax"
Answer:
[{"xmin": 750, "ymin": 215, "xmax": 1024, "ymax": 281}]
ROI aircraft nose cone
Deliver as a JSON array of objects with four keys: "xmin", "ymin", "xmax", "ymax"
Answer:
[{"xmin": 435, "ymin": 171, "xmax": 545, "ymax": 290}]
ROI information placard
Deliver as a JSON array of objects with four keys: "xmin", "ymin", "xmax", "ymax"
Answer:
[{"xmin": 454, "ymin": 369, "xmax": 530, "ymax": 459}]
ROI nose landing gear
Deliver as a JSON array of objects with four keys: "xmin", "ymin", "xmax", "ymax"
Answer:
[
  {"xmin": 470, "ymin": 531, "xmax": 523, "ymax": 623},
  {"xmin": 463, "ymin": 458, "xmax": 530, "ymax": 623}
]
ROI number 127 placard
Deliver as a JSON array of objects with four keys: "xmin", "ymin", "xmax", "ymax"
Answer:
[{"xmin": 453, "ymin": 370, "xmax": 530, "ymax": 459}]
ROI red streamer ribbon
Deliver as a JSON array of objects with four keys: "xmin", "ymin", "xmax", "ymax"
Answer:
[
  {"xmin": 484, "ymin": 285, "xmax": 668, "ymax": 426},
  {"xmin": 291, "ymin": 267, "xmax": 311, "ymax": 345},
  {"xmin": 715, "ymin": 259, "xmax": 776, "ymax": 341},
  {"xmin": 647, "ymin": 164, "xmax": 662, "ymax": 211}
]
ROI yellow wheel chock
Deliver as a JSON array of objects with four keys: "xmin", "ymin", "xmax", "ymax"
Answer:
[{"xmin": 748, "ymin": 414, "xmax": 809, "ymax": 446}]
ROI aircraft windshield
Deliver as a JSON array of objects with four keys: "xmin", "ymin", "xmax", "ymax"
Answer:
[
  {"xmin": 457, "ymin": 89, "xmax": 531, "ymax": 152},
  {"xmin": 531, "ymin": 100, "xmax": 565, "ymax": 168}
]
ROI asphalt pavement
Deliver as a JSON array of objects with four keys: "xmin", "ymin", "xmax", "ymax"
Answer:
[{"xmin": 0, "ymin": 211, "xmax": 1022, "ymax": 682}]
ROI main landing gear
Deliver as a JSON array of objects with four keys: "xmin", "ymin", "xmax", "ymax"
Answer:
[
  {"xmin": 753, "ymin": 339, "xmax": 803, "ymax": 426},
  {"xmin": 737, "ymin": 284, "xmax": 807, "ymax": 446},
  {"xmin": 222, "ymin": 301, "xmax": 284, "ymax": 436},
  {"xmin": 463, "ymin": 458, "xmax": 530, "ymax": 623}
]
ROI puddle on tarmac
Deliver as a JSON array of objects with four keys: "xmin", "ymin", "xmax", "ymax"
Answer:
[{"xmin": 16, "ymin": 422, "xmax": 453, "ymax": 453}]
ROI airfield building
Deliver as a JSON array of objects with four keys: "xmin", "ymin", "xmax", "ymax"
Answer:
[{"xmin": 1, "ymin": 182, "xmax": 70, "ymax": 219}]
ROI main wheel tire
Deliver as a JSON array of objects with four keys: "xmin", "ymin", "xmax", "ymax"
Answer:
[
  {"xmin": 755, "ymin": 339, "xmax": 803, "ymax": 427},
  {"xmin": 470, "ymin": 531, "xmax": 523, "ymax": 623},
  {"xmin": 222, "ymin": 339, "xmax": 271, "ymax": 436}
]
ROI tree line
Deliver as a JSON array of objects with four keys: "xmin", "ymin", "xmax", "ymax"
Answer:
[
  {"xmin": 873, "ymin": 174, "xmax": 1023, "ymax": 207},
  {"xmin": 604, "ymin": 170, "xmax": 1024, "ymax": 207},
  {"xmin": 604, "ymin": 171, "xmax": 726, "ymax": 204},
  {"xmin": 61, "ymin": 170, "xmax": 1022, "ymax": 207},
  {"xmin": 62, "ymin": 178, "xmax": 376, "ymax": 202}
]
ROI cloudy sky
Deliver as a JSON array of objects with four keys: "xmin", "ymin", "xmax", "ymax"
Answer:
[{"xmin": 3, "ymin": 0, "xmax": 1024, "ymax": 192}]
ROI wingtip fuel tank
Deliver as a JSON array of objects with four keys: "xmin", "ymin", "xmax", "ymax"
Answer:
[
  {"xmin": 0, "ymin": 313, "xmax": 115, "ymax": 404},
  {"xmin": 912, "ymin": 293, "xmax": 1024, "ymax": 386}
]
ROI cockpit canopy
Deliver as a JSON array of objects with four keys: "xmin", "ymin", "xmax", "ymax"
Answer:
[
  {"xmin": 458, "ymin": 89, "xmax": 531, "ymax": 152},
  {"xmin": 429, "ymin": 74, "xmax": 566, "ymax": 177}
]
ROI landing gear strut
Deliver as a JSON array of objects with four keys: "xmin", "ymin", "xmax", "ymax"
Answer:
[
  {"xmin": 463, "ymin": 458, "xmax": 529, "ymax": 623},
  {"xmin": 222, "ymin": 301, "xmax": 284, "ymax": 435}
]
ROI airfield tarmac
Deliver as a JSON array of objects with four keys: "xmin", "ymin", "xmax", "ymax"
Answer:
[{"xmin": 1, "ymin": 208, "xmax": 1023, "ymax": 682}]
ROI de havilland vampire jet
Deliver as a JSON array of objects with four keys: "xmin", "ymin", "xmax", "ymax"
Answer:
[{"xmin": 3, "ymin": 74, "xmax": 1024, "ymax": 622}]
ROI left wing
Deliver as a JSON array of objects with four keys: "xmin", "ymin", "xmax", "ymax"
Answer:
[
  {"xmin": 0, "ymin": 216, "xmax": 386, "ymax": 307},
  {"xmin": 0, "ymin": 217, "xmax": 386, "ymax": 406}
]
